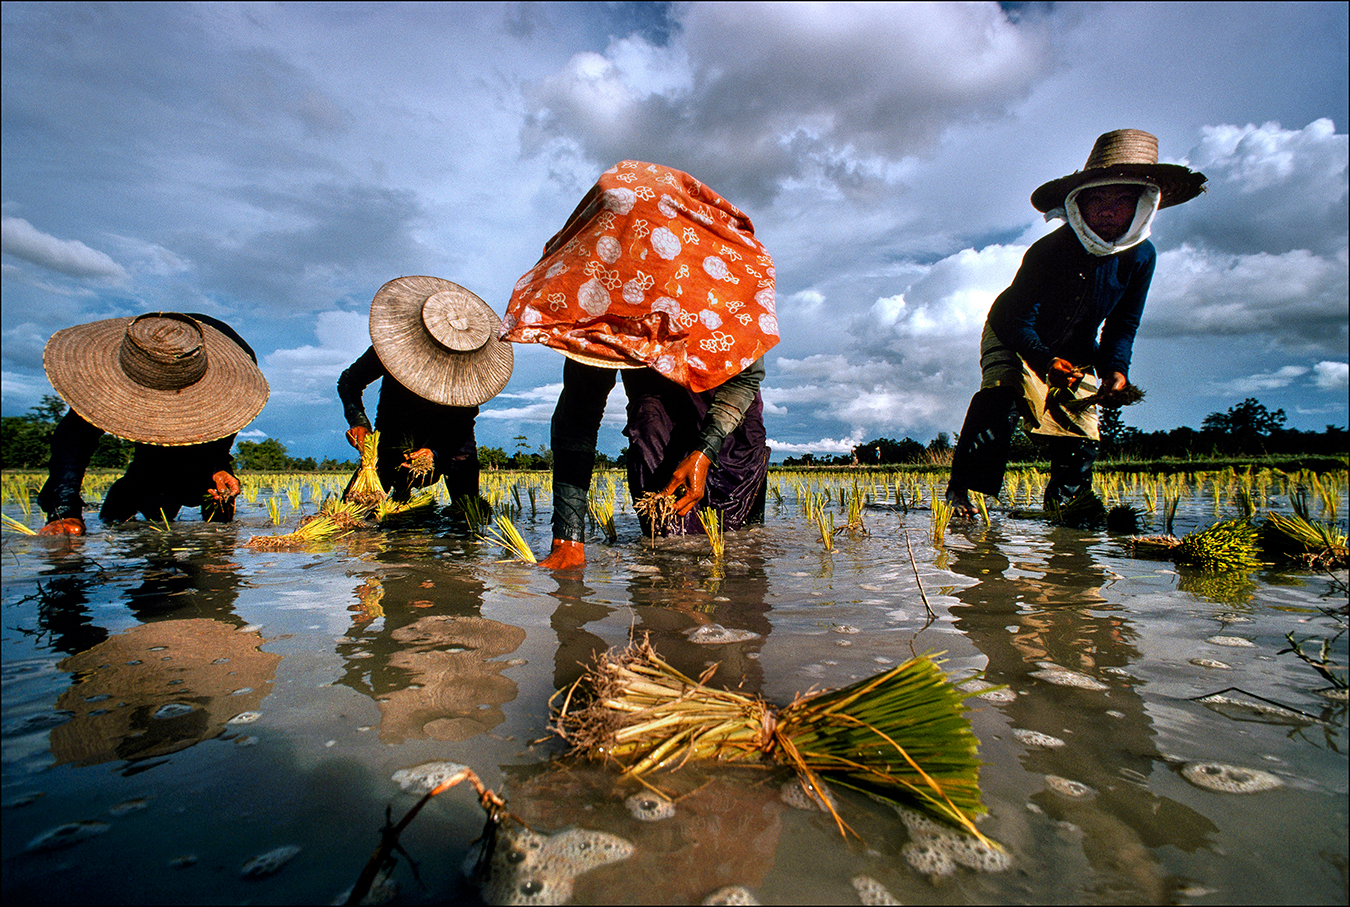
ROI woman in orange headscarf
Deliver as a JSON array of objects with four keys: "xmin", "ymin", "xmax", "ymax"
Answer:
[{"xmin": 502, "ymin": 161, "xmax": 779, "ymax": 569}]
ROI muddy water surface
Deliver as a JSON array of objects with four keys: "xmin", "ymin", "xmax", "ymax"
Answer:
[{"xmin": 2, "ymin": 478, "xmax": 1346, "ymax": 904}]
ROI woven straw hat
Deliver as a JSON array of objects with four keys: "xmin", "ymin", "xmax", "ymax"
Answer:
[
  {"xmin": 1031, "ymin": 129, "xmax": 1206, "ymax": 213},
  {"xmin": 369, "ymin": 276, "xmax": 514, "ymax": 407},
  {"xmin": 43, "ymin": 312, "xmax": 269, "ymax": 446}
]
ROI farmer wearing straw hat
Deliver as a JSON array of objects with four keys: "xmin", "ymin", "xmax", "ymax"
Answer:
[
  {"xmin": 945, "ymin": 130, "xmax": 1207, "ymax": 518},
  {"xmin": 338, "ymin": 277, "xmax": 513, "ymax": 503},
  {"xmin": 37, "ymin": 312, "xmax": 269, "ymax": 535},
  {"xmin": 501, "ymin": 161, "xmax": 778, "ymax": 569}
]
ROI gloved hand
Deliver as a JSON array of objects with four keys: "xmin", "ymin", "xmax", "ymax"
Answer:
[
  {"xmin": 1047, "ymin": 357, "xmax": 1085, "ymax": 389},
  {"xmin": 660, "ymin": 450, "xmax": 712, "ymax": 517},
  {"xmin": 39, "ymin": 517, "xmax": 86, "ymax": 536},
  {"xmin": 209, "ymin": 470, "xmax": 240, "ymax": 504},
  {"xmin": 346, "ymin": 425, "xmax": 370, "ymax": 450},
  {"xmin": 539, "ymin": 538, "xmax": 586, "ymax": 570}
]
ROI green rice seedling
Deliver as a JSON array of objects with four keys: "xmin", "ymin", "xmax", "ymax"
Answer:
[
  {"xmin": 1046, "ymin": 491, "xmax": 1107, "ymax": 530},
  {"xmin": 1163, "ymin": 490, "xmax": 1181, "ymax": 536},
  {"xmin": 377, "ymin": 489, "xmax": 438, "ymax": 524},
  {"xmin": 479, "ymin": 514, "xmax": 537, "ymax": 563},
  {"xmin": 1141, "ymin": 484, "xmax": 1157, "ymax": 514},
  {"xmin": 1, "ymin": 512, "xmax": 38, "ymax": 535},
  {"xmin": 266, "ymin": 496, "xmax": 282, "ymax": 526},
  {"xmin": 246, "ymin": 514, "xmax": 346, "ymax": 549},
  {"xmin": 1175, "ymin": 517, "xmax": 1263, "ymax": 572},
  {"xmin": 552, "ymin": 638, "xmax": 991, "ymax": 843},
  {"xmin": 971, "ymin": 491, "xmax": 990, "ymax": 523},
  {"xmin": 589, "ymin": 494, "xmax": 618, "ymax": 543},
  {"xmin": 453, "ymin": 494, "xmax": 492, "ymax": 529},
  {"xmin": 287, "ymin": 483, "xmax": 303, "ymax": 511},
  {"xmin": 819, "ymin": 508, "xmax": 835, "ymax": 551},
  {"xmin": 344, "ymin": 430, "xmax": 388, "ymax": 510},
  {"xmin": 1106, "ymin": 504, "xmax": 1144, "ymax": 534},
  {"xmin": 1259, "ymin": 512, "xmax": 1348, "ymax": 569},
  {"xmin": 698, "ymin": 507, "xmax": 725, "ymax": 560},
  {"xmin": 930, "ymin": 498, "xmax": 953, "ymax": 544}
]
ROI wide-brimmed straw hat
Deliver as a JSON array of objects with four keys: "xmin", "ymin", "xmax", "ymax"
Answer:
[
  {"xmin": 43, "ymin": 312, "xmax": 269, "ymax": 446},
  {"xmin": 1031, "ymin": 129, "xmax": 1206, "ymax": 213},
  {"xmin": 369, "ymin": 276, "xmax": 513, "ymax": 407}
]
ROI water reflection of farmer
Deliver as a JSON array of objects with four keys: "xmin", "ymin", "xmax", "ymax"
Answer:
[
  {"xmin": 334, "ymin": 551, "xmax": 526, "ymax": 743},
  {"xmin": 946, "ymin": 527, "xmax": 1215, "ymax": 899},
  {"xmin": 945, "ymin": 131, "xmax": 1207, "ymax": 516},
  {"xmin": 28, "ymin": 532, "xmax": 272, "ymax": 766},
  {"xmin": 37, "ymin": 312, "xmax": 269, "ymax": 535},
  {"xmin": 338, "ymin": 278, "xmax": 513, "ymax": 502},
  {"xmin": 501, "ymin": 161, "xmax": 777, "ymax": 570}
]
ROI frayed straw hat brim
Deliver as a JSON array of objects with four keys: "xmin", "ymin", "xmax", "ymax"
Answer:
[
  {"xmin": 369, "ymin": 276, "xmax": 514, "ymax": 407},
  {"xmin": 560, "ymin": 348, "xmax": 643, "ymax": 370},
  {"xmin": 1031, "ymin": 128, "xmax": 1206, "ymax": 212},
  {"xmin": 43, "ymin": 316, "xmax": 269, "ymax": 446}
]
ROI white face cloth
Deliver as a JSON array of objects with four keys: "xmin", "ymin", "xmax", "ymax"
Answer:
[{"xmin": 1045, "ymin": 177, "xmax": 1161, "ymax": 256}]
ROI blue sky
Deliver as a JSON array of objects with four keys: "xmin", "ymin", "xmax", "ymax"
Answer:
[{"xmin": 3, "ymin": 2, "xmax": 1346, "ymax": 461}]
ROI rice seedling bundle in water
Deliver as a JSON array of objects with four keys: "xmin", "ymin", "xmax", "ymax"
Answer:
[
  {"xmin": 1175, "ymin": 517, "xmax": 1263, "ymax": 571},
  {"xmin": 246, "ymin": 514, "xmax": 345, "ymax": 549},
  {"xmin": 479, "ymin": 515, "xmax": 536, "ymax": 563},
  {"xmin": 376, "ymin": 488, "xmax": 437, "ymax": 523},
  {"xmin": 1259, "ymin": 512, "xmax": 1349, "ymax": 568},
  {"xmin": 552, "ymin": 638, "xmax": 989, "ymax": 841},
  {"xmin": 634, "ymin": 491, "xmax": 677, "ymax": 541},
  {"xmin": 344, "ymin": 430, "xmax": 387, "ymax": 509}
]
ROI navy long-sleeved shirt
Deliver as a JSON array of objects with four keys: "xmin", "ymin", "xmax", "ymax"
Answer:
[
  {"xmin": 987, "ymin": 224, "xmax": 1155, "ymax": 379},
  {"xmin": 336, "ymin": 346, "xmax": 479, "ymax": 496},
  {"xmin": 38, "ymin": 314, "xmax": 253, "ymax": 523}
]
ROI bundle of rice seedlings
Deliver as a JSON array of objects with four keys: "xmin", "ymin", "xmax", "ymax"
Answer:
[
  {"xmin": 1259, "ymin": 512, "xmax": 1349, "ymax": 569},
  {"xmin": 318, "ymin": 495, "xmax": 372, "ymax": 530},
  {"xmin": 1175, "ymin": 517, "xmax": 1264, "ymax": 571},
  {"xmin": 246, "ymin": 514, "xmax": 345, "ymax": 549},
  {"xmin": 343, "ymin": 430, "xmax": 387, "ymax": 509},
  {"xmin": 635, "ymin": 491, "xmax": 678, "ymax": 542},
  {"xmin": 818, "ymin": 507, "xmax": 835, "ymax": 551},
  {"xmin": 1046, "ymin": 491, "xmax": 1108, "ymax": 529},
  {"xmin": 930, "ymin": 498, "xmax": 953, "ymax": 543},
  {"xmin": 698, "ymin": 507, "xmax": 725, "ymax": 560},
  {"xmin": 376, "ymin": 488, "xmax": 437, "ymax": 524},
  {"xmin": 971, "ymin": 491, "xmax": 990, "ymax": 523},
  {"xmin": 453, "ymin": 494, "xmax": 492, "ymax": 529},
  {"xmin": 1105, "ymin": 504, "xmax": 1144, "ymax": 534},
  {"xmin": 479, "ymin": 514, "xmax": 536, "ymax": 563},
  {"xmin": 1063, "ymin": 382, "xmax": 1146, "ymax": 413},
  {"xmin": 552, "ymin": 638, "xmax": 989, "ymax": 842}
]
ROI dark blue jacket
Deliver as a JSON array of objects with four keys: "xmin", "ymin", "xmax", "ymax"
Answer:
[{"xmin": 987, "ymin": 225, "xmax": 1155, "ymax": 379}]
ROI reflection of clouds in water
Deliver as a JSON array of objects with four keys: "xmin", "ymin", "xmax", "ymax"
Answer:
[
  {"xmin": 51, "ymin": 618, "xmax": 278, "ymax": 766},
  {"xmin": 376, "ymin": 615, "xmax": 526, "ymax": 743}
]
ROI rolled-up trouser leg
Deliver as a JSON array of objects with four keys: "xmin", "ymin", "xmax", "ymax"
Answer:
[
  {"xmin": 947, "ymin": 386, "xmax": 1021, "ymax": 497},
  {"xmin": 1043, "ymin": 437, "xmax": 1099, "ymax": 507}
]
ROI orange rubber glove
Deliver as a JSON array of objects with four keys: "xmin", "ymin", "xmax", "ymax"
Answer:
[
  {"xmin": 659, "ymin": 450, "xmax": 712, "ymax": 517},
  {"xmin": 39, "ymin": 516, "xmax": 86, "ymax": 536}
]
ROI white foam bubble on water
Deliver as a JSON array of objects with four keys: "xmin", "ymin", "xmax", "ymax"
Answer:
[
  {"xmin": 701, "ymin": 885, "xmax": 761, "ymax": 905},
  {"xmin": 391, "ymin": 761, "xmax": 469, "ymax": 794},
  {"xmin": 851, "ymin": 875, "xmax": 901, "ymax": 905},
  {"xmin": 240, "ymin": 844, "xmax": 301, "ymax": 878},
  {"xmin": 1181, "ymin": 761, "xmax": 1283, "ymax": 794}
]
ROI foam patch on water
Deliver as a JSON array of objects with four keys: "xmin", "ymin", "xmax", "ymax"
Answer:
[
  {"xmin": 227, "ymin": 711, "xmax": 262, "ymax": 725},
  {"xmin": 959, "ymin": 679, "xmax": 1017, "ymax": 703},
  {"xmin": 701, "ymin": 886, "xmax": 760, "ymax": 905},
  {"xmin": 1012, "ymin": 728, "xmax": 1065, "ymax": 748},
  {"xmin": 1030, "ymin": 663, "xmax": 1109, "ymax": 690},
  {"xmin": 779, "ymin": 778, "xmax": 836, "ymax": 812},
  {"xmin": 25, "ymin": 820, "xmax": 109, "ymax": 852},
  {"xmin": 1205, "ymin": 636, "xmax": 1255, "ymax": 648},
  {"xmin": 851, "ymin": 875, "xmax": 901, "ymax": 905},
  {"xmin": 1181, "ymin": 762, "xmax": 1283, "ymax": 794},
  {"xmin": 1044, "ymin": 775, "xmax": 1095, "ymax": 798},
  {"xmin": 392, "ymin": 761, "xmax": 469, "ymax": 794},
  {"xmin": 685, "ymin": 624, "xmax": 761, "ymax": 644},
  {"xmin": 240, "ymin": 844, "xmax": 301, "ymax": 877},
  {"xmin": 1189, "ymin": 658, "xmax": 1231, "ymax": 669},
  {"xmin": 624, "ymin": 792, "xmax": 675, "ymax": 821},
  {"xmin": 478, "ymin": 824, "xmax": 634, "ymax": 906},
  {"xmin": 895, "ymin": 804, "xmax": 1010, "ymax": 876}
]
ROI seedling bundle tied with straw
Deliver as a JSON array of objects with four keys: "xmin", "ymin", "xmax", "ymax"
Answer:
[{"xmin": 552, "ymin": 637, "xmax": 992, "ymax": 842}]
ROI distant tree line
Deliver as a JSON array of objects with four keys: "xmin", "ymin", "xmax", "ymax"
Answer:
[{"xmin": 780, "ymin": 398, "xmax": 1346, "ymax": 467}]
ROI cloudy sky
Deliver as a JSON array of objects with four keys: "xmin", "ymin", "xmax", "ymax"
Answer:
[{"xmin": 3, "ymin": 2, "xmax": 1346, "ymax": 461}]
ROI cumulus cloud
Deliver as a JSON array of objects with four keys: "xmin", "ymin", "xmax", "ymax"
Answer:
[
  {"xmin": 524, "ymin": 3, "xmax": 1049, "ymax": 205},
  {"xmin": 1168, "ymin": 119, "xmax": 1349, "ymax": 256},
  {"xmin": 1, "ymin": 216, "xmax": 129, "ymax": 282},
  {"xmin": 1312, "ymin": 360, "xmax": 1349, "ymax": 391}
]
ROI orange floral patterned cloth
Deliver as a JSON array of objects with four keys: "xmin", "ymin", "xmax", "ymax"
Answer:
[{"xmin": 501, "ymin": 161, "xmax": 779, "ymax": 393}]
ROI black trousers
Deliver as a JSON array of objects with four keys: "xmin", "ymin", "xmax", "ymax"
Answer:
[{"xmin": 948, "ymin": 386, "xmax": 1098, "ymax": 507}]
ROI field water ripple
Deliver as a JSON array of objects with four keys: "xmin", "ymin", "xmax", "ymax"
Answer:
[{"xmin": 1, "ymin": 470, "xmax": 1346, "ymax": 905}]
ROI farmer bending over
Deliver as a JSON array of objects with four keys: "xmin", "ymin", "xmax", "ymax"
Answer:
[{"xmin": 945, "ymin": 130, "xmax": 1207, "ymax": 517}]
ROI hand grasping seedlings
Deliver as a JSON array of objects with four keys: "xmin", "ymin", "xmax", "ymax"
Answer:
[
  {"xmin": 635, "ymin": 491, "xmax": 678, "ymax": 542},
  {"xmin": 401, "ymin": 446, "xmax": 435, "ymax": 482}
]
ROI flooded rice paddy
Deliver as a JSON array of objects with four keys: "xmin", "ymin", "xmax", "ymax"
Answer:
[{"xmin": 2, "ymin": 468, "xmax": 1347, "ymax": 905}]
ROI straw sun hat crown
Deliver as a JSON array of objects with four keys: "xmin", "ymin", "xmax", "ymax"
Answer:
[
  {"xmin": 369, "ymin": 276, "xmax": 513, "ymax": 407},
  {"xmin": 1031, "ymin": 128, "xmax": 1207, "ymax": 213},
  {"xmin": 43, "ymin": 311, "xmax": 269, "ymax": 446}
]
